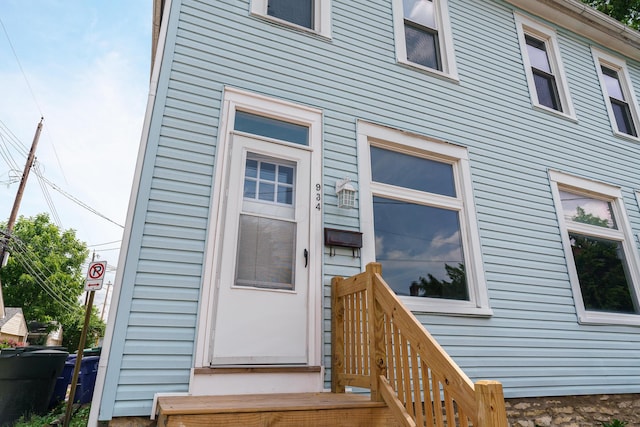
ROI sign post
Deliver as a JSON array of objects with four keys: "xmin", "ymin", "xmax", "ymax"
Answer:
[{"xmin": 63, "ymin": 260, "xmax": 107, "ymax": 427}]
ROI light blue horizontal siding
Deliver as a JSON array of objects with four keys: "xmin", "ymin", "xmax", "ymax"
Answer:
[{"xmin": 101, "ymin": 0, "xmax": 640, "ymax": 419}]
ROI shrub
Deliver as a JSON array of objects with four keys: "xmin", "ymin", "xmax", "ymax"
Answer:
[{"xmin": 0, "ymin": 337, "xmax": 26, "ymax": 349}]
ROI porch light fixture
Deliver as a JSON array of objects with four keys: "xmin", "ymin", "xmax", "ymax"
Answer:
[{"xmin": 336, "ymin": 178, "xmax": 356, "ymax": 209}]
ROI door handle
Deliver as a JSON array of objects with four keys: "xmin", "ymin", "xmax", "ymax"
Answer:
[{"xmin": 304, "ymin": 249, "xmax": 309, "ymax": 268}]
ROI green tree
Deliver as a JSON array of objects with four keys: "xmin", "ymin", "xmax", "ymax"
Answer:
[
  {"xmin": 581, "ymin": 0, "xmax": 640, "ymax": 30},
  {"xmin": 572, "ymin": 206, "xmax": 610, "ymax": 228},
  {"xmin": 0, "ymin": 213, "xmax": 104, "ymax": 351},
  {"xmin": 569, "ymin": 207, "xmax": 634, "ymax": 313},
  {"xmin": 410, "ymin": 263, "xmax": 469, "ymax": 300}
]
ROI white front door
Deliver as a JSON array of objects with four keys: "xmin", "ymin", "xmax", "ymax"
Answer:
[{"xmin": 210, "ymin": 133, "xmax": 312, "ymax": 365}]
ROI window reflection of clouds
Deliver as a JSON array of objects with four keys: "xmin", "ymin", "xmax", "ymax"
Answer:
[
  {"xmin": 373, "ymin": 196, "xmax": 464, "ymax": 296},
  {"xmin": 403, "ymin": 0, "xmax": 436, "ymax": 28},
  {"xmin": 370, "ymin": 146, "xmax": 456, "ymax": 196}
]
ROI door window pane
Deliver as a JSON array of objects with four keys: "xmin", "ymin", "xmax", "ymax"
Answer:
[
  {"xmin": 267, "ymin": 0, "xmax": 313, "ymax": 29},
  {"xmin": 244, "ymin": 159, "xmax": 295, "ymax": 206},
  {"xmin": 570, "ymin": 233, "xmax": 636, "ymax": 314},
  {"xmin": 235, "ymin": 111, "xmax": 309, "ymax": 145},
  {"xmin": 559, "ymin": 190, "xmax": 616, "ymax": 229},
  {"xmin": 370, "ymin": 146, "xmax": 455, "ymax": 196},
  {"xmin": 236, "ymin": 215, "xmax": 295, "ymax": 290},
  {"xmin": 373, "ymin": 196, "xmax": 468, "ymax": 300}
]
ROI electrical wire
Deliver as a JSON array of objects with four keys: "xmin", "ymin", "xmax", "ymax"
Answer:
[
  {"xmin": 0, "ymin": 16, "xmax": 44, "ymax": 118},
  {"xmin": 4, "ymin": 233, "xmax": 85, "ymax": 315},
  {"xmin": 32, "ymin": 168, "xmax": 124, "ymax": 229},
  {"xmin": 0, "ymin": 126, "xmax": 24, "ymax": 182},
  {"xmin": 34, "ymin": 163, "xmax": 62, "ymax": 228},
  {"xmin": 87, "ymin": 239, "xmax": 122, "ymax": 248},
  {"xmin": 0, "ymin": 119, "xmax": 29, "ymax": 155},
  {"xmin": 0, "ymin": 134, "xmax": 21, "ymax": 172}
]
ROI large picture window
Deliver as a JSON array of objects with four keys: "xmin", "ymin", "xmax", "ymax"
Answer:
[
  {"xmin": 358, "ymin": 122, "xmax": 490, "ymax": 315},
  {"xmin": 550, "ymin": 171, "xmax": 640, "ymax": 325},
  {"xmin": 392, "ymin": 0, "xmax": 458, "ymax": 78}
]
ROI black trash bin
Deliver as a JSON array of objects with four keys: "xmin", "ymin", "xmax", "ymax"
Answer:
[{"xmin": 0, "ymin": 349, "xmax": 68, "ymax": 426}]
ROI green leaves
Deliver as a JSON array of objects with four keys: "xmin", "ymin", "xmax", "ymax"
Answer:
[
  {"xmin": 0, "ymin": 213, "xmax": 104, "ymax": 351},
  {"xmin": 582, "ymin": 0, "xmax": 640, "ymax": 30}
]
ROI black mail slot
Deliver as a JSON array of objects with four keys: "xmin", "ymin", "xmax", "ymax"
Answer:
[{"xmin": 324, "ymin": 228, "xmax": 363, "ymax": 248}]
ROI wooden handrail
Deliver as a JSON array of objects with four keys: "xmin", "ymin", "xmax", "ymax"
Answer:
[{"xmin": 332, "ymin": 263, "xmax": 508, "ymax": 427}]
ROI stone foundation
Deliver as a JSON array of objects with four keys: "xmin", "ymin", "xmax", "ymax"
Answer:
[
  {"xmin": 100, "ymin": 394, "xmax": 640, "ymax": 426},
  {"xmin": 506, "ymin": 394, "xmax": 640, "ymax": 427}
]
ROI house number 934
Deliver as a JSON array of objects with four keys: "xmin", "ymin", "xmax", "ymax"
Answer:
[{"xmin": 315, "ymin": 183, "xmax": 322, "ymax": 210}]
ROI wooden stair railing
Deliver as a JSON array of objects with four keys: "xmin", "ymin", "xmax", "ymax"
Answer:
[{"xmin": 332, "ymin": 263, "xmax": 507, "ymax": 427}]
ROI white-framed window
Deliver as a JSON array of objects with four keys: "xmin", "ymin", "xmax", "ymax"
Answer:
[
  {"xmin": 358, "ymin": 121, "xmax": 491, "ymax": 316},
  {"xmin": 251, "ymin": 0, "xmax": 331, "ymax": 37},
  {"xmin": 514, "ymin": 13, "xmax": 575, "ymax": 118},
  {"xmin": 392, "ymin": 0, "xmax": 458, "ymax": 79},
  {"xmin": 549, "ymin": 170, "xmax": 640, "ymax": 326},
  {"xmin": 592, "ymin": 48, "xmax": 640, "ymax": 139}
]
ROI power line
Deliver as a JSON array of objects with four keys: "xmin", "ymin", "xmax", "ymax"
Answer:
[
  {"xmin": 0, "ymin": 125, "xmax": 25, "ymax": 177},
  {"xmin": 32, "ymin": 166, "xmax": 124, "ymax": 229},
  {"xmin": 0, "ymin": 16, "xmax": 44, "ymax": 117},
  {"xmin": 3, "ymin": 232, "xmax": 84, "ymax": 315},
  {"xmin": 87, "ymin": 239, "xmax": 122, "ymax": 247},
  {"xmin": 34, "ymin": 163, "xmax": 62, "ymax": 228},
  {"xmin": 89, "ymin": 246, "xmax": 121, "ymax": 252},
  {"xmin": 0, "ymin": 119, "xmax": 29, "ymax": 155}
]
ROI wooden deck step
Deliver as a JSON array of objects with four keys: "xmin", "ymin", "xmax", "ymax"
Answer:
[{"xmin": 156, "ymin": 392, "xmax": 400, "ymax": 426}]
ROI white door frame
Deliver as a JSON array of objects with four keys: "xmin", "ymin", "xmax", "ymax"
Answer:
[{"xmin": 194, "ymin": 87, "xmax": 323, "ymax": 371}]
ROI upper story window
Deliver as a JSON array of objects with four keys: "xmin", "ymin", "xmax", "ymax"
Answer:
[
  {"xmin": 549, "ymin": 170, "xmax": 640, "ymax": 326},
  {"xmin": 601, "ymin": 66, "xmax": 637, "ymax": 136},
  {"xmin": 358, "ymin": 122, "xmax": 490, "ymax": 316},
  {"xmin": 592, "ymin": 48, "xmax": 640, "ymax": 139},
  {"xmin": 251, "ymin": 0, "xmax": 331, "ymax": 37},
  {"xmin": 514, "ymin": 13, "xmax": 575, "ymax": 118},
  {"xmin": 392, "ymin": 0, "xmax": 458, "ymax": 79}
]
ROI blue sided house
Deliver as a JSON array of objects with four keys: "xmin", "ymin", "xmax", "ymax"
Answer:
[{"xmin": 90, "ymin": 0, "xmax": 640, "ymax": 425}]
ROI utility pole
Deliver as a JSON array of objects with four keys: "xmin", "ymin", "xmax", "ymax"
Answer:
[
  {"xmin": 100, "ymin": 281, "xmax": 112, "ymax": 322},
  {"xmin": 0, "ymin": 118, "xmax": 43, "ymax": 319},
  {"xmin": 0, "ymin": 118, "xmax": 44, "ymax": 267}
]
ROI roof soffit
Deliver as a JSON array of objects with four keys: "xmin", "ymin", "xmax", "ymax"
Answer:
[{"xmin": 504, "ymin": 0, "xmax": 640, "ymax": 61}]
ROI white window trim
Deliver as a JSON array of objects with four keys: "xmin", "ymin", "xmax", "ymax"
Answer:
[
  {"xmin": 251, "ymin": 0, "xmax": 331, "ymax": 38},
  {"xmin": 391, "ymin": 0, "xmax": 459, "ymax": 81},
  {"xmin": 514, "ymin": 13, "xmax": 575, "ymax": 120},
  {"xmin": 549, "ymin": 170, "xmax": 640, "ymax": 326},
  {"xmin": 636, "ymin": 190, "xmax": 640, "ymax": 248},
  {"xmin": 194, "ymin": 87, "xmax": 324, "ymax": 368},
  {"xmin": 591, "ymin": 47, "xmax": 640, "ymax": 141},
  {"xmin": 357, "ymin": 121, "xmax": 491, "ymax": 316}
]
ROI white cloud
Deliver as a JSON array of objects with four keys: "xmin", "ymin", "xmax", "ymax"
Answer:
[{"xmin": 0, "ymin": 1, "xmax": 152, "ymax": 318}]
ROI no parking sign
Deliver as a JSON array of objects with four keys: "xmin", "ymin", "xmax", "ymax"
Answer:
[{"xmin": 85, "ymin": 260, "xmax": 107, "ymax": 291}]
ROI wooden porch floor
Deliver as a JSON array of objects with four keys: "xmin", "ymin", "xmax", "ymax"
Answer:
[{"xmin": 156, "ymin": 392, "xmax": 400, "ymax": 426}]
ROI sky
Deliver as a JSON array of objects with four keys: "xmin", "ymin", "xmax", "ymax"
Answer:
[{"xmin": 0, "ymin": 1, "xmax": 153, "ymax": 320}]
